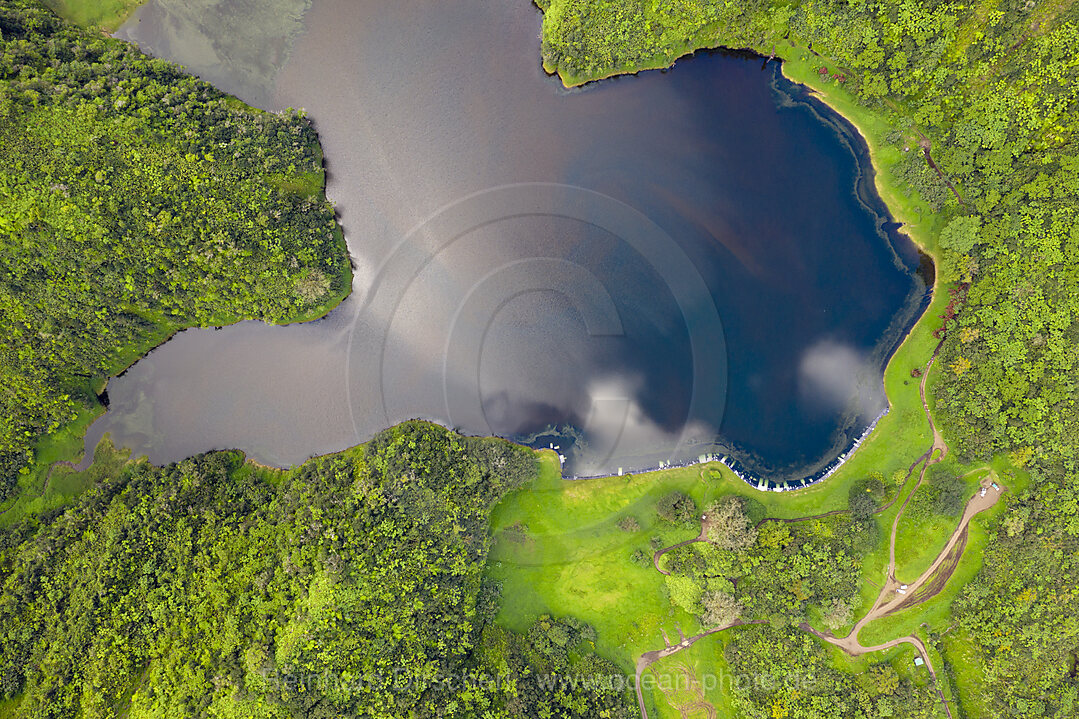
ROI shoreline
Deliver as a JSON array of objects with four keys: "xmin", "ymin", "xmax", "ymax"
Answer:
[
  {"xmin": 544, "ymin": 42, "xmax": 943, "ymax": 493},
  {"xmin": 563, "ymin": 406, "xmax": 891, "ymax": 491},
  {"xmin": 25, "ymin": 26, "xmax": 941, "ymax": 509},
  {"xmin": 548, "ymin": 42, "xmax": 938, "ymax": 255},
  {"xmin": 11, "ymin": 20, "xmax": 354, "ymax": 502}
]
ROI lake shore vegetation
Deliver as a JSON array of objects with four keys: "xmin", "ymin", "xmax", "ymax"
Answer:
[
  {"xmin": 2, "ymin": 2, "xmax": 1077, "ymax": 717},
  {"xmin": 0, "ymin": 0, "xmax": 351, "ymax": 507},
  {"xmin": 0, "ymin": 422, "xmax": 636, "ymax": 718},
  {"xmin": 527, "ymin": 1, "xmax": 1079, "ymax": 716}
]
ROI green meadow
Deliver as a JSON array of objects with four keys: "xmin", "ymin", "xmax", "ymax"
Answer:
[{"xmin": 42, "ymin": 0, "xmax": 145, "ymax": 30}]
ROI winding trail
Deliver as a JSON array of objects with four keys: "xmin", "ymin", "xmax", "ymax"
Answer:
[
  {"xmin": 919, "ymin": 339, "xmax": 949, "ymax": 465},
  {"xmin": 819, "ymin": 472, "xmax": 1002, "ymax": 654},
  {"xmin": 797, "ymin": 345, "xmax": 1001, "ymax": 719},
  {"xmin": 800, "ymin": 623, "xmax": 953, "ymax": 716},
  {"xmin": 633, "ymin": 341, "xmax": 993, "ymax": 719},
  {"xmin": 652, "ymin": 516, "xmax": 712, "ymax": 575},
  {"xmin": 634, "ymin": 619, "xmax": 767, "ymax": 719}
]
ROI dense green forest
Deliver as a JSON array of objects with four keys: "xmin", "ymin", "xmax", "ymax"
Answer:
[
  {"xmin": 539, "ymin": 0, "xmax": 1079, "ymax": 477},
  {"xmin": 3, "ymin": 1, "xmax": 1078, "ymax": 717},
  {"xmin": 0, "ymin": 0, "xmax": 350, "ymax": 503},
  {"xmin": 658, "ymin": 494, "xmax": 870, "ymax": 626},
  {"xmin": 0, "ymin": 422, "xmax": 633, "ymax": 718},
  {"xmin": 723, "ymin": 624, "xmax": 941, "ymax": 718},
  {"xmin": 537, "ymin": 1, "xmax": 1079, "ymax": 716}
]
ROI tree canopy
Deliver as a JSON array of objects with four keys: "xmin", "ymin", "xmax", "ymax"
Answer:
[
  {"xmin": 0, "ymin": 0, "xmax": 350, "ymax": 499},
  {"xmin": 0, "ymin": 422, "xmax": 596, "ymax": 718},
  {"xmin": 536, "ymin": 2, "xmax": 1079, "ymax": 715}
]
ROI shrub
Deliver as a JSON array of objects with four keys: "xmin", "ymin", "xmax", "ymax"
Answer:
[
  {"xmin": 705, "ymin": 496, "xmax": 757, "ymax": 551},
  {"xmin": 932, "ymin": 470, "xmax": 966, "ymax": 516},
  {"xmin": 656, "ymin": 491, "xmax": 697, "ymax": 525},
  {"xmin": 701, "ymin": 590, "xmax": 743, "ymax": 628}
]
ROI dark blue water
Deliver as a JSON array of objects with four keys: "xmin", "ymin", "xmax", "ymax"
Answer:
[{"xmin": 87, "ymin": 0, "xmax": 926, "ymax": 480}]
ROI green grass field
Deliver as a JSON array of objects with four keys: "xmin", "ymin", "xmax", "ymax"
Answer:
[
  {"xmin": 487, "ymin": 452, "xmax": 703, "ymax": 663},
  {"xmin": 891, "ymin": 465, "xmax": 985, "ymax": 584},
  {"xmin": 0, "ymin": 697, "xmax": 19, "ymax": 719},
  {"xmin": 486, "ymin": 454, "xmax": 780, "ymax": 717},
  {"xmin": 860, "ymin": 504, "xmax": 993, "ymax": 647},
  {"xmin": 5, "ymin": 8, "xmax": 1025, "ymax": 716},
  {"xmin": 486, "ymin": 386, "xmax": 1019, "ymax": 717},
  {"xmin": 642, "ymin": 631, "xmax": 742, "ymax": 719},
  {"xmin": 42, "ymin": 0, "xmax": 145, "ymax": 31},
  {"xmin": 486, "ymin": 36, "xmax": 1027, "ymax": 719}
]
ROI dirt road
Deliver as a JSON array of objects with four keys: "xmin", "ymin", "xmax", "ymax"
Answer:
[{"xmin": 633, "ymin": 340, "xmax": 994, "ymax": 719}]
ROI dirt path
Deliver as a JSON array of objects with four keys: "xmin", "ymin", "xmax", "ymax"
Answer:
[
  {"xmin": 918, "ymin": 135, "xmax": 965, "ymax": 206},
  {"xmin": 835, "ymin": 473, "xmax": 1002, "ymax": 651},
  {"xmin": 894, "ymin": 527, "xmax": 968, "ymax": 611},
  {"xmin": 652, "ymin": 516, "xmax": 712, "ymax": 575},
  {"xmin": 800, "ymin": 623, "xmax": 954, "ymax": 717},
  {"xmin": 634, "ymin": 620, "xmax": 767, "ymax": 719},
  {"xmin": 635, "ymin": 339, "xmax": 978, "ymax": 719},
  {"xmin": 807, "ymin": 461, "xmax": 1000, "ymax": 719},
  {"xmin": 920, "ymin": 340, "xmax": 949, "ymax": 465},
  {"xmin": 792, "ymin": 340, "xmax": 996, "ymax": 719},
  {"xmin": 637, "ymin": 468, "xmax": 994, "ymax": 719},
  {"xmin": 883, "ymin": 341, "xmax": 949, "ymax": 575}
]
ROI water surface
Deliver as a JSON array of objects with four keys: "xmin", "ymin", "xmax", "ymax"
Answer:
[{"xmin": 89, "ymin": 0, "xmax": 926, "ymax": 478}]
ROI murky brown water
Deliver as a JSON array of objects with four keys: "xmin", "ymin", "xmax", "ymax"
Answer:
[{"xmin": 91, "ymin": 0, "xmax": 926, "ymax": 478}]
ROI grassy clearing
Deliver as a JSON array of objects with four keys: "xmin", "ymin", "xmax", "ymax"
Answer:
[
  {"xmin": 860, "ymin": 505, "xmax": 993, "ymax": 647},
  {"xmin": 0, "ymin": 436, "xmax": 133, "ymax": 527},
  {"xmin": 488, "ymin": 452, "xmax": 702, "ymax": 675},
  {"xmin": 644, "ymin": 632, "xmax": 742, "ymax": 719},
  {"xmin": 487, "ymin": 451, "xmax": 762, "ymax": 719},
  {"xmin": 891, "ymin": 464, "xmax": 986, "ymax": 584},
  {"xmin": 42, "ymin": 0, "xmax": 145, "ymax": 31},
  {"xmin": 942, "ymin": 630, "xmax": 993, "ymax": 717},
  {"xmin": 492, "ymin": 33, "xmax": 1025, "ymax": 718}
]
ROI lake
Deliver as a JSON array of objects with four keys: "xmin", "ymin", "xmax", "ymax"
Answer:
[{"xmin": 86, "ymin": 0, "xmax": 928, "ymax": 479}]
